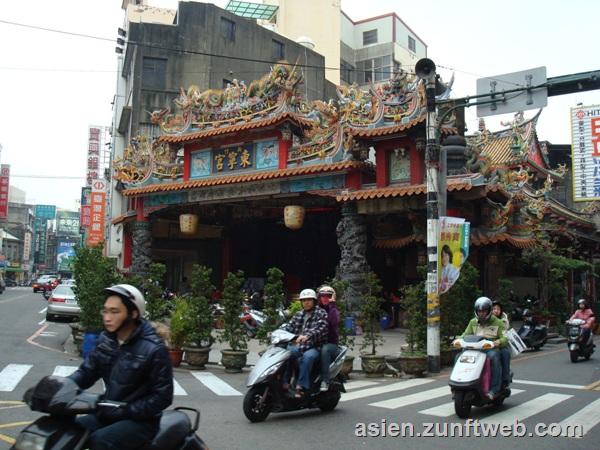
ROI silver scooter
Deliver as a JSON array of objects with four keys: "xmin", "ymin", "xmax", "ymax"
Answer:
[{"xmin": 243, "ymin": 329, "xmax": 347, "ymax": 422}]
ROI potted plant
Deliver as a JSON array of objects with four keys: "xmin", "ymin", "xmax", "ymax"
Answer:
[
  {"xmin": 359, "ymin": 271, "xmax": 386, "ymax": 377},
  {"xmin": 182, "ymin": 264, "xmax": 215, "ymax": 369},
  {"xmin": 219, "ymin": 270, "xmax": 249, "ymax": 372},
  {"xmin": 129, "ymin": 262, "xmax": 172, "ymax": 322},
  {"xmin": 256, "ymin": 267, "xmax": 285, "ymax": 345},
  {"xmin": 72, "ymin": 243, "xmax": 121, "ymax": 357},
  {"xmin": 399, "ymin": 277, "xmax": 428, "ymax": 376},
  {"xmin": 168, "ymin": 297, "xmax": 189, "ymax": 367}
]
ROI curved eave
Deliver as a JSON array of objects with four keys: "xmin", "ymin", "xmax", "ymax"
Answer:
[
  {"xmin": 471, "ymin": 230, "xmax": 537, "ymax": 249},
  {"xmin": 347, "ymin": 116, "xmax": 426, "ymax": 138},
  {"xmin": 122, "ymin": 160, "xmax": 365, "ymax": 197}
]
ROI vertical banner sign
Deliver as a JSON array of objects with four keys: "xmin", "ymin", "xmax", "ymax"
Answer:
[
  {"xmin": 571, "ymin": 104, "xmax": 600, "ymax": 201},
  {"xmin": 57, "ymin": 241, "xmax": 76, "ymax": 271},
  {"xmin": 87, "ymin": 179, "xmax": 106, "ymax": 246},
  {"xmin": 438, "ymin": 217, "xmax": 471, "ymax": 294},
  {"xmin": 0, "ymin": 165, "xmax": 10, "ymax": 219},
  {"xmin": 23, "ymin": 232, "xmax": 32, "ymax": 262},
  {"xmin": 87, "ymin": 127, "xmax": 101, "ymax": 187}
]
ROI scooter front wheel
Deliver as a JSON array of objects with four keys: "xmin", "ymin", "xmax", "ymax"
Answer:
[
  {"xmin": 570, "ymin": 350, "xmax": 578, "ymax": 363},
  {"xmin": 243, "ymin": 385, "xmax": 271, "ymax": 422},
  {"xmin": 454, "ymin": 391, "xmax": 471, "ymax": 419}
]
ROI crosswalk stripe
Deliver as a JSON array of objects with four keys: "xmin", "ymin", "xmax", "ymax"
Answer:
[
  {"xmin": 344, "ymin": 380, "xmax": 379, "ymax": 390},
  {"xmin": 173, "ymin": 380, "xmax": 187, "ymax": 396},
  {"xmin": 190, "ymin": 371, "xmax": 242, "ymax": 396},
  {"xmin": 418, "ymin": 389, "xmax": 526, "ymax": 417},
  {"xmin": 370, "ymin": 386, "xmax": 448, "ymax": 409},
  {"xmin": 0, "ymin": 364, "xmax": 32, "ymax": 392},
  {"xmin": 557, "ymin": 397, "xmax": 600, "ymax": 438},
  {"xmin": 513, "ymin": 379, "xmax": 585, "ymax": 390},
  {"xmin": 340, "ymin": 378, "xmax": 434, "ymax": 402},
  {"xmin": 479, "ymin": 393, "xmax": 572, "ymax": 425},
  {"xmin": 52, "ymin": 366, "xmax": 78, "ymax": 377}
]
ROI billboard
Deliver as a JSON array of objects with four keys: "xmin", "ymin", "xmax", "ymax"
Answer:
[
  {"xmin": 0, "ymin": 165, "xmax": 10, "ymax": 219},
  {"xmin": 87, "ymin": 127, "xmax": 101, "ymax": 186},
  {"xmin": 57, "ymin": 211, "xmax": 80, "ymax": 236},
  {"xmin": 438, "ymin": 217, "xmax": 471, "ymax": 294},
  {"xmin": 571, "ymin": 104, "xmax": 600, "ymax": 201},
  {"xmin": 57, "ymin": 240, "xmax": 77, "ymax": 272},
  {"xmin": 34, "ymin": 205, "xmax": 56, "ymax": 221},
  {"xmin": 87, "ymin": 179, "xmax": 106, "ymax": 246}
]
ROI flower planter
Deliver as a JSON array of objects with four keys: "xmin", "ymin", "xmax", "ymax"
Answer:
[
  {"xmin": 183, "ymin": 346, "xmax": 211, "ymax": 369},
  {"xmin": 169, "ymin": 348, "xmax": 184, "ymax": 367},
  {"xmin": 340, "ymin": 355, "xmax": 355, "ymax": 378},
  {"xmin": 360, "ymin": 354, "xmax": 386, "ymax": 378},
  {"xmin": 399, "ymin": 354, "xmax": 427, "ymax": 377},
  {"xmin": 220, "ymin": 349, "xmax": 248, "ymax": 373}
]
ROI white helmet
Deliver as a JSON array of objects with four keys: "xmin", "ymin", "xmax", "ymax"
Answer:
[
  {"xmin": 317, "ymin": 285, "xmax": 336, "ymax": 301},
  {"xmin": 299, "ymin": 288, "xmax": 317, "ymax": 300},
  {"xmin": 105, "ymin": 284, "xmax": 146, "ymax": 318}
]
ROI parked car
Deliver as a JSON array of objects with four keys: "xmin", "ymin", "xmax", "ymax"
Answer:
[
  {"xmin": 46, "ymin": 285, "xmax": 79, "ymax": 322},
  {"xmin": 5, "ymin": 279, "xmax": 17, "ymax": 287},
  {"xmin": 33, "ymin": 275, "xmax": 54, "ymax": 293},
  {"xmin": 61, "ymin": 279, "xmax": 76, "ymax": 286}
]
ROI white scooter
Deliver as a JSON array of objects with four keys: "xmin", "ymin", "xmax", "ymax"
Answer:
[
  {"xmin": 449, "ymin": 335, "xmax": 512, "ymax": 418},
  {"xmin": 243, "ymin": 329, "xmax": 347, "ymax": 422}
]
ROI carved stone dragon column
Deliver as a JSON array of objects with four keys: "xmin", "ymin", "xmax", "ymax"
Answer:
[
  {"xmin": 336, "ymin": 202, "xmax": 370, "ymax": 311},
  {"xmin": 131, "ymin": 221, "xmax": 152, "ymax": 277}
]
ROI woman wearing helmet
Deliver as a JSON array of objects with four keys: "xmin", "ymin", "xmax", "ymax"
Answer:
[
  {"xmin": 569, "ymin": 298, "xmax": 595, "ymax": 343},
  {"xmin": 69, "ymin": 284, "xmax": 174, "ymax": 450},
  {"xmin": 492, "ymin": 301, "xmax": 511, "ymax": 387},
  {"xmin": 317, "ymin": 285, "xmax": 339, "ymax": 391},
  {"xmin": 457, "ymin": 296, "xmax": 508, "ymax": 400}
]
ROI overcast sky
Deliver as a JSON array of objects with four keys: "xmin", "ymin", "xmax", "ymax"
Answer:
[{"xmin": 1, "ymin": 0, "xmax": 599, "ymax": 210}]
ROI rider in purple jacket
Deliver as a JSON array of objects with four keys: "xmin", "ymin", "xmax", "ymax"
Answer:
[{"xmin": 318, "ymin": 285, "xmax": 340, "ymax": 391}]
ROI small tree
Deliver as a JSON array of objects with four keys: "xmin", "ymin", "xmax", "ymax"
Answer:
[
  {"xmin": 143, "ymin": 263, "xmax": 171, "ymax": 321},
  {"xmin": 401, "ymin": 281, "xmax": 427, "ymax": 354},
  {"xmin": 72, "ymin": 244, "xmax": 121, "ymax": 331},
  {"xmin": 169, "ymin": 297, "xmax": 189, "ymax": 350},
  {"xmin": 257, "ymin": 267, "xmax": 285, "ymax": 344},
  {"xmin": 220, "ymin": 271, "xmax": 248, "ymax": 351},
  {"xmin": 359, "ymin": 272, "xmax": 385, "ymax": 355},
  {"xmin": 186, "ymin": 264, "xmax": 215, "ymax": 348}
]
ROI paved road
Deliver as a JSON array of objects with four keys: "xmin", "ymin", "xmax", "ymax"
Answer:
[{"xmin": 1, "ymin": 288, "xmax": 600, "ymax": 449}]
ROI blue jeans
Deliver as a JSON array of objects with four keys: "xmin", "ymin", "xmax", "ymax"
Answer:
[
  {"xmin": 77, "ymin": 414, "xmax": 158, "ymax": 450},
  {"xmin": 286, "ymin": 344, "xmax": 320, "ymax": 390},
  {"xmin": 499, "ymin": 346, "xmax": 511, "ymax": 384},
  {"xmin": 320, "ymin": 343, "xmax": 339, "ymax": 383},
  {"xmin": 484, "ymin": 349, "xmax": 502, "ymax": 395}
]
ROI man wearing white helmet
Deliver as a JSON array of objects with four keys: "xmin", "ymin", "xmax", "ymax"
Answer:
[
  {"xmin": 281, "ymin": 288, "xmax": 328, "ymax": 398},
  {"xmin": 69, "ymin": 284, "xmax": 174, "ymax": 450}
]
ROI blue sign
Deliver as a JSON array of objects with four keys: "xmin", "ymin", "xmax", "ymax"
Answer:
[
  {"xmin": 57, "ymin": 241, "xmax": 76, "ymax": 272},
  {"xmin": 256, "ymin": 140, "xmax": 279, "ymax": 169},
  {"xmin": 34, "ymin": 205, "xmax": 56, "ymax": 221},
  {"xmin": 213, "ymin": 144, "xmax": 254, "ymax": 173},
  {"xmin": 190, "ymin": 150, "xmax": 211, "ymax": 178}
]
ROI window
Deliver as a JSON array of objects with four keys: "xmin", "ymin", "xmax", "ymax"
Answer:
[
  {"xmin": 272, "ymin": 39, "xmax": 285, "ymax": 60},
  {"xmin": 221, "ymin": 17, "xmax": 236, "ymax": 41},
  {"xmin": 142, "ymin": 57, "xmax": 167, "ymax": 89},
  {"xmin": 340, "ymin": 59, "xmax": 355, "ymax": 84},
  {"xmin": 362, "ymin": 29, "xmax": 378, "ymax": 45},
  {"xmin": 408, "ymin": 36, "xmax": 416, "ymax": 53},
  {"xmin": 359, "ymin": 55, "xmax": 393, "ymax": 83}
]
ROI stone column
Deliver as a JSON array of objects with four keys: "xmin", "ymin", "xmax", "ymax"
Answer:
[
  {"xmin": 131, "ymin": 221, "xmax": 152, "ymax": 277},
  {"xmin": 336, "ymin": 202, "xmax": 370, "ymax": 311}
]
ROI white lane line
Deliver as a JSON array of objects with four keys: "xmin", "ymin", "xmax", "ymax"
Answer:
[
  {"xmin": 52, "ymin": 366, "xmax": 78, "ymax": 377},
  {"xmin": 370, "ymin": 386, "xmax": 448, "ymax": 410},
  {"xmin": 173, "ymin": 380, "xmax": 187, "ymax": 396},
  {"xmin": 190, "ymin": 371, "xmax": 242, "ymax": 396},
  {"xmin": 39, "ymin": 307, "xmax": 47, "ymax": 314},
  {"xmin": 0, "ymin": 364, "xmax": 33, "ymax": 391},
  {"xmin": 419, "ymin": 389, "xmax": 526, "ymax": 417},
  {"xmin": 513, "ymin": 379, "xmax": 585, "ymax": 390},
  {"xmin": 40, "ymin": 332, "xmax": 57, "ymax": 337},
  {"xmin": 344, "ymin": 380, "xmax": 379, "ymax": 390},
  {"xmin": 38, "ymin": 319, "xmax": 46, "ymax": 325},
  {"xmin": 557, "ymin": 397, "xmax": 600, "ymax": 438},
  {"xmin": 479, "ymin": 393, "xmax": 572, "ymax": 425},
  {"xmin": 340, "ymin": 378, "xmax": 434, "ymax": 402}
]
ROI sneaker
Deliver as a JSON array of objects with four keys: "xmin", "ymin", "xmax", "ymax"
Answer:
[
  {"xmin": 485, "ymin": 392, "xmax": 496, "ymax": 401},
  {"xmin": 320, "ymin": 381, "xmax": 329, "ymax": 392}
]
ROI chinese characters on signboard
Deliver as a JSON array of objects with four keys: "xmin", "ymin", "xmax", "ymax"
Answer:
[
  {"xmin": 571, "ymin": 105, "xmax": 600, "ymax": 201},
  {"xmin": 87, "ymin": 127, "xmax": 101, "ymax": 187},
  {"xmin": 57, "ymin": 241, "xmax": 77, "ymax": 271},
  {"xmin": 438, "ymin": 217, "xmax": 470, "ymax": 294},
  {"xmin": 23, "ymin": 232, "xmax": 32, "ymax": 262},
  {"xmin": 87, "ymin": 179, "xmax": 106, "ymax": 246},
  {"xmin": 213, "ymin": 144, "xmax": 253, "ymax": 173},
  {"xmin": 57, "ymin": 211, "xmax": 80, "ymax": 236},
  {"xmin": 0, "ymin": 165, "xmax": 10, "ymax": 219}
]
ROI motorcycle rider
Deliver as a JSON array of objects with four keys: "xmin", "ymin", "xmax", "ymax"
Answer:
[
  {"xmin": 317, "ymin": 285, "xmax": 340, "ymax": 391},
  {"xmin": 281, "ymin": 288, "xmax": 328, "ymax": 398},
  {"xmin": 69, "ymin": 284, "xmax": 174, "ymax": 450},
  {"xmin": 569, "ymin": 298, "xmax": 596, "ymax": 343},
  {"xmin": 492, "ymin": 301, "xmax": 511, "ymax": 387},
  {"xmin": 456, "ymin": 297, "xmax": 508, "ymax": 400}
]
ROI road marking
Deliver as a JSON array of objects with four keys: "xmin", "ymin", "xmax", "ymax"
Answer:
[
  {"xmin": 419, "ymin": 389, "xmax": 525, "ymax": 417},
  {"xmin": 0, "ymin": 364, "xmax": 32, "ymax": 392},
  {"xmin": 340, "ymin": 378, "xmax": 434, "ymax": 402},
  {"xmin": 344, "ymin": 380, "xmax": 379, "ymax": 390},
  {"xmin": 38, "ymin": 319, "xmax": 46, "ymax": 325},
  {"xmin": 52, "ymin": 366, "xmax": 78, "ymax": 377},
  {"xmin": 190, "ymin": 371, "xmax": 242, "ymax": 396},
  {"xmin": 584, "ymin": 379, "xmax": 600, "ymax": 390},
  {"xmin": 369, "ymin": 386, "xmax": 448, "ymax": 409},
  {"xmin": 0, "ymin": 421, "xmax": 32, "ymax": 429},
  {"xmin": 513, "ymin": 379, "xmax": 586, "ymax": 390},
  {"xmin": 557, "ymin": 397, "xmax": 600, "ymax": 438},
  {"xmin": 479, "ymin": 393, "xmax": 572, "ymax": 425},
  {"xmin": 40, "ymin": 332, "xmax": 57, "ymax": 337},
  {"xmin": 0, "ymin": 433, "xmax": 15, "ymax": 444},
  {"xmin": 174, "ymin": 380, "xmax": 187, "ymax": 396},
  {"xmin": 39, "ymin": 307, "xmax": 47, "ymax": 314}
]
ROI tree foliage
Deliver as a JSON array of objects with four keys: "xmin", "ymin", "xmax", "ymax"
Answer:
[
  {"xmin": 220, "ymin": 270, "xmax": 248, "ymax": 351},
  {"xmin": 257, "ymin": 267, "xmax": 285, "ymax": 344},
  {"xmin": 359, "ymin": 271, "xmax": 385, "ymax": 355},
  {"xmin": 186, "ymin": 264, "xmax": 215, "ymax": 347}
]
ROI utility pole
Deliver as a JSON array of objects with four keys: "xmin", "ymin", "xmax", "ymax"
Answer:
[{"xmin": 416, "ymin": 58, "xmax": 441, "ymax": 373}]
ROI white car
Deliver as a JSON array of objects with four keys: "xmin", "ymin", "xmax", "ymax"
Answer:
[{"xmin": 46, "ymin": 285, "xmax": 79, "ymax": 322}]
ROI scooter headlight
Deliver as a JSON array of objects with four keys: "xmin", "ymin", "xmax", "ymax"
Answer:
[
  {"xmin": 15, "ymin": 432, "xmax": 47, "ymax": 450},
  {"xmin": 459, "ymin": 355, "xmax": 476, "ymax": 364}
]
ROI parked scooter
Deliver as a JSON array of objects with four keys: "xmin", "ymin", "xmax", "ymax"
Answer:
[
  {"xmin": 42, "ymin": 289, "xmax": 51, "ymax": 300},
  {"xmin": 449, "ymin": 336, "xmax": 512, "ymax": 419},
  {"xmin": 11, "ymin": 376, "xmax": 208, "ymax": 450},
  {"xmin": 240, "ymin": 304, "xmax": 287, "ymax": 338},
  {"xmin": 517, "ymin": 308, "xmax": 547, "ymax": 350},
  {"xmin": 243, "ymin": 329, "xmax": 346, "ymax": 422},
  {"xmin": 566, "ymin": 318, "xmax": 595, "ymax": 363}
]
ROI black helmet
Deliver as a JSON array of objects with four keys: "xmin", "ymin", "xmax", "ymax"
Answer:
[{"xmin": 474, "ymin": 296, "xmax": 493, "ymax": 322}]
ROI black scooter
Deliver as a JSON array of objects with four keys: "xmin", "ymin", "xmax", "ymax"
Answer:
[
  {"xmin": 566, "ymin": 319, "xmax": 595, "ymax": 363},
  {"xmin": 517, "ymin": 308, "xmax": 547, "ymax": 350},
  {"xmin": 11, "ymin": 376, "xmax": 208, "ymax": 450}
]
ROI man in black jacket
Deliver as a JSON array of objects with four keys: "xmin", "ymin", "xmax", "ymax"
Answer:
[{"xmin": 69, "ymin": 284, "xmax": 173, "ymax": 450}]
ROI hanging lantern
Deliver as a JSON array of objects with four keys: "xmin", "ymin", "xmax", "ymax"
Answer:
[
  {"xmin": 179, "ymin": 214, "xmax": 199, "ymax": 234},
  {"xmin": 284, "ymin": 205, "xmax": 305, "ymax": 230}
]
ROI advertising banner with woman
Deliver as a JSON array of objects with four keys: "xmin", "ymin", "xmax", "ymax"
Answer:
[{"xmin": 438, "ymin": 217, "xmax": 470, "ymax": 294}]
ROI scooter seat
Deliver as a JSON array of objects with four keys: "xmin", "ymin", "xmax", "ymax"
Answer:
[{"xmin": 146, "ymin": 410, "xmax": 191, "ymax": 450}]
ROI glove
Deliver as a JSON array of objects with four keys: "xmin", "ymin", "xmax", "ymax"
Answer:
[{"xmin": 97, "ymin": 404, "xmax": 129, "ymax": 424}]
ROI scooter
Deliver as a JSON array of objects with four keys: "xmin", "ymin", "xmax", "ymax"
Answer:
[
  {"xmin": 243, "ymin": 329, "xmax": 347, "ymax": 422},
  {"xmin": 11, "ymin": 376, "xmax": 208, "ymax": 450},
  {"xmin": 566, "ymin": 318, "xmax": 595, "ymax": 363},
  {"xmin": 449, "ymin": 336, "xmax": 512, "ymax": 419},
  {"xmin": 517, "ymin": 308, "xmax": 547, "ymax": 350},
  {"xmin": 240, "ymin": 305, "xmax": 287, "ymax": 338}
]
